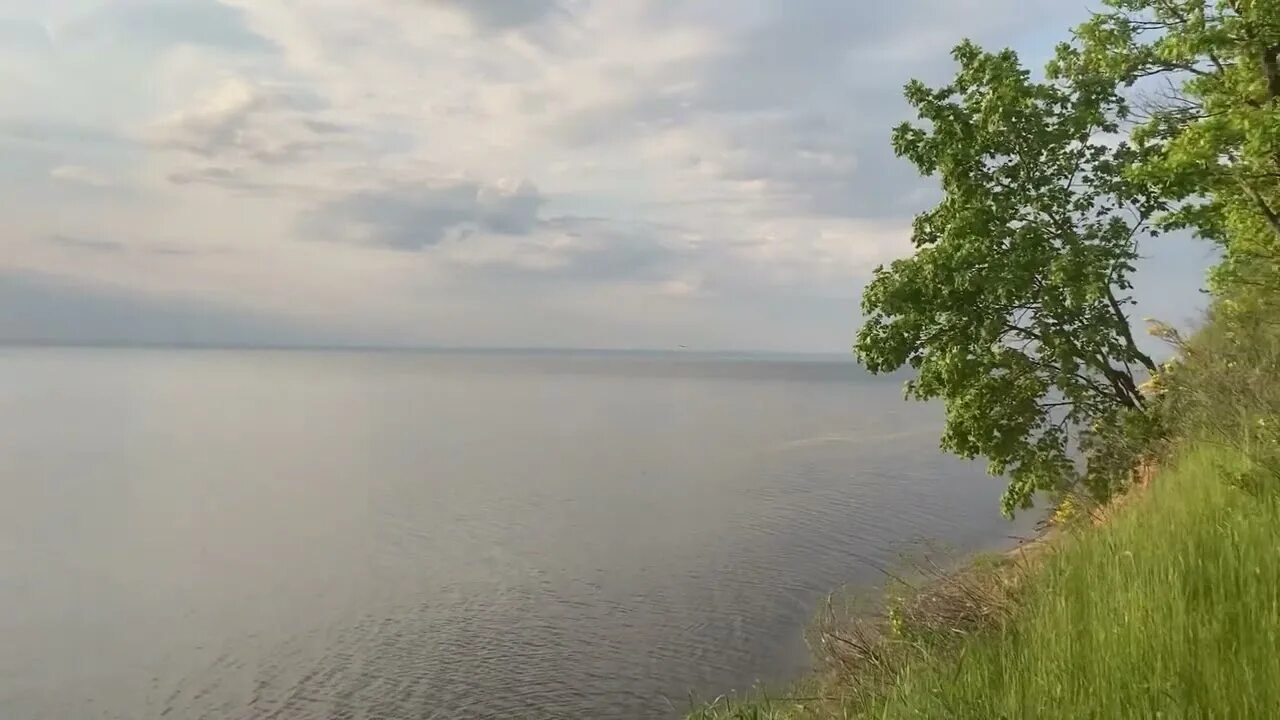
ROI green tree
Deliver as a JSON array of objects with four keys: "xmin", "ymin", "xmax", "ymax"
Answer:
[
  {"xmin": 857, "ymin": 2, "xmax": 1280, "ymax": 512},
  {"xmin": 1057, "ymin": 0, "xmax": 1280, "ymax": 303},
  {"xmin": 855, "ymin": 42, "xmax": 1162, "ymax": 514}
]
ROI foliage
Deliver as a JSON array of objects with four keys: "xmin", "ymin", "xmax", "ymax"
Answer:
[
  {"xmin": 855, "ymin": 41, "xmax": 1161, "ymax": 514},
  {"xmin": 857, "ymin": 0, "xmax": 1280, "ymax": 513},
  {"xmin": 1054, "ymin": 0, "xmax": 1280, "ymax": 300},
  {"xmin": 1155, "ymin": 301, "xmax": 1280, "ymax": 484}
]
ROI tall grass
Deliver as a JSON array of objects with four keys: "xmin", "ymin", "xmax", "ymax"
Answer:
[{"xmin": 868, "ymin": 444, "xmax": 1280, "ymax": 719}]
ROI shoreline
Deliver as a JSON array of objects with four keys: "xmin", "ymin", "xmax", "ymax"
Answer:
[
  {"xmin": 687, "ymin": 520, "xmax": 1052, "ymax": 716},
  {"xmin": 689, "ymin": 439, "xmax": 1280, "ymax": 718}
]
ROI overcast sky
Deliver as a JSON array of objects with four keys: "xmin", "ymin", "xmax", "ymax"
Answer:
[{"xmin": 0, "ymin": 0, "xmax": 1216, "ymax": 352}]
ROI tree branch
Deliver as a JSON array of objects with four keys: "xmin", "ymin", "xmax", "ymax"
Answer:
[
  {"xmin": 1105, "ymin": 286, "xmax": 1158, "ymax": 374},
  {"xmin": 1238, "ymin": 178, "xmax": 1280, "ymax": 239},
  {"xmin": 1263, "ymin": 44, "xmax": 1280, "ymax": 100}
]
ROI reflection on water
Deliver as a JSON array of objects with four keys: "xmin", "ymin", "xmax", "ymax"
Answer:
[{"xmin": 0, "ymin": 348, "xmax": 1026, "ymax": 719}]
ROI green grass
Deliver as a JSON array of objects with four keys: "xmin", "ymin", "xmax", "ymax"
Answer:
[
  {"xmin": 873, "ymin": 444, "xmax": 1280, "ymax": 719},
  {"xmin": 692, "ymin": 443, "xmax": 1280, "ymax": 719}
]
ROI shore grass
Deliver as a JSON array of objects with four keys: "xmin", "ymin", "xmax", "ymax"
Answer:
[
  {"xmin": 875, "ymin": 443, "xmax": 1280, "ymax": 719},
  {"xmin": 690, "ymin": 441, "xmax": 1280, "ymax": 719}
]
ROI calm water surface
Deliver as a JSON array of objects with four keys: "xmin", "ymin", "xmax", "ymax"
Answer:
[{"xmin": 0, "ymin": 348, "xmax": 1026, "ymax": 719}]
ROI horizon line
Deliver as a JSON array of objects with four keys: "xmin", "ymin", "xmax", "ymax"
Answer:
[{"xmin": 0, "ymin": 337, "xmax": 859, "ymax": 359}]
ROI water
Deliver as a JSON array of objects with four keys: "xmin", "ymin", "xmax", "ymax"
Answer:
[{"xmin": 0, "ymin": 347, "xmax": 1027, "ymax": 719}]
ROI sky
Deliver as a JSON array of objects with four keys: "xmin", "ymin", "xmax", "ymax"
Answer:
[{"xmin": 0, "ymin": 0, "xmax": 1217, "ymax": 352}]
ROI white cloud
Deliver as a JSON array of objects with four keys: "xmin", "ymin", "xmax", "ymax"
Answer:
[
  {"xmin": 151, "ymin": 77, "xmax": 261, "ymax": 151},
  {"xmin": 148, "ymin": 76, "xmax": 350, "ymax": 166},
  {"xmin": 0, "ymin": 0, "xmax": 1210, "ymax": 352}
]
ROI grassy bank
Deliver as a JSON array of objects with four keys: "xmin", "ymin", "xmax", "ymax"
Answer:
[
  {"xmin": 693, "ymin": 442, "xmax": 1280, "ymax": 719},
  {"xmin": 878, "ymin": 443, "xmax": 1280, "ymax": 718}
]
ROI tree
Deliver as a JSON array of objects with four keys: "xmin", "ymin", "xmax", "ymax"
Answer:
[
  {"xmin": 1057, "ymin": 0, "xmax": 1280, "ymax": 302},
  {"xmin": 855, "ymin": 42, "xmax": 1163, "ymax": 514},
  {"xmin": 855, "ymin": 2, "xmax": 1280, "ymax": 513}
]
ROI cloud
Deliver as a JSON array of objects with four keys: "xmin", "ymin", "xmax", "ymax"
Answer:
[
  {"xmin": 49, "ymin": 164, "xmax": 113, "ymax": 188},
  {"xmin": 424, "ymin": 211, "xmax": 908, "ymax": 305},
  {"xmin": 43, "ymin": 233, "xmax": 228, "ymax": 258},
  {"xmin": 0, "ymin": 0, "xmax": 1214, "ymax": 352},
  {"xmin": 428, "ymin": 0, "xmax": 565, "ymax": 31},
  {"xmin": 46, "ymin": 234, "xmax": 125, "ymax": 253},
  {"xmin": 0, "ymin": 16, "xmax": 54, "ymax": 55},
  {"xmin": 314, "ymin": 179, "xmax": 544, "ymax": 250},
  {"xmin": 432, "ymin": 215, "xmax": 708, "ymax": 291},
  {"xmin": 150, "ymin": 77, "xmax": 263, "ymax": 153},
  {"xmin": 527, "ymin": 0, "xmax": 1085, "ymax": 221},
  {"xmin": 166, "ymin": 165, "xmax": 256, "ymax": 190},
  {"xmin": 165, "ymin": 165, "xmax": 315, "ymax": 195},
  {"xmin": 0, "ymin": 118, "xmax": 130, "ymax": 150},
  {"xmin": 302, "ymin": 119, "xmax": 350, "ymax": 135},
  {"xmin": 0, "ymin": 270, "xmax": 342, "ymax": 348},
  {"xmin": 149, "ymin": 77, "xmax": 344, "ymax": 165},
  {"xmin": 56, "ymin": 0, "xmax": 271, "ymax": 53}
]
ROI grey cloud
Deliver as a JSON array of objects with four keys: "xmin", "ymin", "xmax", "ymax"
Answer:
[
  {"xmin": 550, "ymin": 2, "xmax": 952, "ymax": 142},
  {"xmin": 166, "ymin": 165, "xmax": 320, "ymax": 196},
  {"xmin": 484, "ymin": 217, "xmax": 696, "ymax": 284},
  {"xmin": 653, "ymin": 0, "xmax": 1081, "ymax": 115},
  {"xmin": 2, "ymin": 121, "xmax": 141, "ymax": 203},
  {"xmin": 0, "ymin": 119, "xmax": 132, "ymax": 149},
  {"xmin": 168, "ymin": 166, "xmax": 254, "ymax": 189},
  {"xmin": 152, "ymin": 81, "xmax": 347, "ymax": 168},
  {"xmin": 0, "ymin": 271, "xmax": 339, "ymax": 348},
  {"xmin": 46, "ymin": 234, "xmax": 225, "ymax": 258},
  {"xmin": 314, "ymin": 180, "xmax": 544, "ymax": 250},
  {"xmin": 442, "ymin": 216, "xmax": 782, "ymax": 303},
  {"xmin": 314, "ymin": 178, "xmax": 545, "ymax": 249},
  {"xmin": 553, "ymin": 0, "xmax": 1082, "ymax": 220},
  {"xmin": 302, "ymin": 119, "xmax": 351, "ymax": 135},
  {"xmin": 314, "ymin": 182, "xmax": 708, "ymax": 287},
  {"xmin": 144, "ymin": 245, "xmax": 210, "ymax": 257},
  {"xmin": 248, "ymin": 140, "xmax": 326, "ymax": 165},
  {"xmin": 699, "ymin": 111, "xmax": 925, "ymax": 220},
  {"xmin": 47, "ymin": 234, "xmax": 126, "ymax": 253},
  {"xmin": 430, "ymin": 0, "xmax": 564, "ymax": 31}
]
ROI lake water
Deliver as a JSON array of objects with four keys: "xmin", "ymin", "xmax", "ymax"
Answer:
[{"xmin": 0, "ymin": 347, "xmax": 1027, "ymax": 719}]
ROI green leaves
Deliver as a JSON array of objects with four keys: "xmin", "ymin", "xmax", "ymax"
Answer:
[
  {"xmin": 1059, "ymin": 0, "xmax": 1280, "ymax": 298},
  {"xmin": 857, "ymin": 43, "xmax": 1159, "ymax": 515},
  {"xmin": 858, "ymin": 0, "xmax": 1280, "ymax": 514}
]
